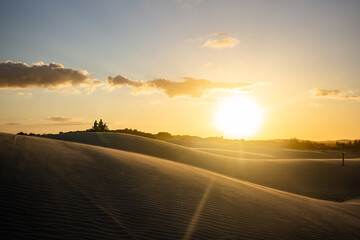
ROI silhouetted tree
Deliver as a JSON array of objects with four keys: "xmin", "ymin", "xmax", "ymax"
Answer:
[
  {"xmin": 98, "ymin": 119, "xmax": 104, "ymax": 131},
  {"xmin": 91, "ymin": 119, "xmax": 109, "ymax": 132},
  {"xmin": 92, "ymin": 120, "xmax": 99, "ymax": 132},
  {"xmin": 98, "ymin": 119, "xmax": 109, "ymax": 131}
]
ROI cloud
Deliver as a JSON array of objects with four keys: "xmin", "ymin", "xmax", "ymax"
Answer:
[
  {"xmin": 59, "ymin": 88, "xmax": 81, "ymax": 95},
  {"xmin": 310, "ymin": 88, "xmax": 360, "ymax": 100},
  {"xmin": 209, "ymin": 32, "xmax": 228, "ymax": 37},
  {"xmin": 86, "ymin": 80, "xmax": 104, "ymax": 94},
  {"xmin": 108, "ymin": 74, "xmax": 136, "ymax": 86},
  {"xmin": 310, "ymin": 88, "xmax": 341, "ymax": 97},
  {"xmin": 202, "ymin": 37, "xmax": 240, "ymax": 49},
  {"xmin": 47, "ymin": 116, "xmax": 88, "ymax": 125},
  {"xmin": 2, "ymin": 122, "xmax": 21, "ymax": 125},
  {"xmin": 108, "ymin": 75, "xmax": 251, "ymax": 98},
  {"xmin": 186, "ymin": 32, "xmax": 237, "ymax": 47},
  {"xmin": 16, "ymin": 91, "xmax": 33, "ymax": 98},
  {"xmin": 48, "ymin": 116, "xmax": 73, "ymax": 122},
  {"xmin": 0, "ymin": 60, "xmax": 92, "ymax": 89}
]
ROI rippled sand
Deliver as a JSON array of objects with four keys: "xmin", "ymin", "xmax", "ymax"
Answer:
[{"xmin": 1, "ymin": 133, "xmax": 359, "ymax": 239}]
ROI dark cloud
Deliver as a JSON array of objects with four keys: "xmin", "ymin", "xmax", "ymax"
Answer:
[
  {"xmin": 108, "ymin": 74, "xmax": 140, "ymax": 87},
  {"xmin": 0, "ymin": 61, "xmax": 91, "ymax": 89},
  {"xmin": 310, "ymin": 88, "xmax": 360, "ymax": 99},
  {"xmin": 108, "ymin": 75, "xmax": 251, "ymax": 98}
]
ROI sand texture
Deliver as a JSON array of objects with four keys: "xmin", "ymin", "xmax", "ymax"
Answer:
[
  {"xmin": 44, "ymin": 132, "xmax": 360, "ymax": 201},
  {"xmin": 1, "ymin": 133, "xmax": 360, "ymax": 239}
]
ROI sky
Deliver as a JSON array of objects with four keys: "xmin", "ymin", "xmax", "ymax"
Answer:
[{"xmin": 0, "ymin": 0, "xmax": 360, "ymax": 140}]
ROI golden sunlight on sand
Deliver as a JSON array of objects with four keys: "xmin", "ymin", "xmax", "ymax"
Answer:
[{"xmin": 1, "ymin": 132, "xmax": 360, "ymax": 239}]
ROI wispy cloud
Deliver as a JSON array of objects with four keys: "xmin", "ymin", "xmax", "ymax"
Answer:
[
  {"xmin": 0, "ymin": 60, "xmax": 93, "ymax": 89},
  {"xmin": 108, "ymin": 75, "xmax": 252, "ymax": 98},
  {"xmin": 59, "ymin": 88, "xmax": 81, "ymax": 95},
  {"xmin": 86, "ymin": 80, "xmax": 104, "ymax": 94},
  {"xmin": 46, "ymin": 116, "xmax": 88, "ymax": 125},
  {"xmin": 16, "ymin": 92, "xmax": 33, "ymax": 98},
  {"xmin": 310, "ymin": 88, "xmax": 360, "ymax": 100},
  {"xmin": 209, "ymin": 32, "xmax": 228, "ymax": 37},
  {"xmin": 2, "ymin": 122, "xmax": 21, "ymax": 125},
  {"xmin": 186, "ymin": 32, "xmax": 239, "ymax": 49},
  {"xmin": 48, "ymin": 116, "xmax": 73, "ymax": 122},
  {"xmin": 202, "ymin": 37, "xmax": 240, "ymax": 49}
]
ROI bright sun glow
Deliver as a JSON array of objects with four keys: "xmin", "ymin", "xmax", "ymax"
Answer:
[{"xmin": 214, "ymin": 96, "xmax": 264, "ymax": 139}]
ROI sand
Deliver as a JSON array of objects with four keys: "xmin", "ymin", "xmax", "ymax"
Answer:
[
  {"xmin": 44, "ymin": 132, "xmax": 360, "ymax": 201},
  {"xmin": 1, "ymin": 132, "xmax": 360, "ymax": 239}
]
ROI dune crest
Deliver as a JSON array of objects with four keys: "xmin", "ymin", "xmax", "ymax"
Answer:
[{"xmin": 43, "ymin": 132, "xmax": 360, "ymax": 201}]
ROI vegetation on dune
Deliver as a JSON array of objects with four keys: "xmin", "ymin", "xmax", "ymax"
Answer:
[
  {"xmin": 16, "ymin": 120, "xmax": 360, "ymax": 151},
  {"xmin": 112, "ymin": 128, "xmax": 156, "ymax": 139},
  {"xmin": 89, "ymin": 119, "xmax": 109, "ymax": 132},
  {"xmin": 283, "ymin": 137, "xmax": 360, "ymax": 151}
]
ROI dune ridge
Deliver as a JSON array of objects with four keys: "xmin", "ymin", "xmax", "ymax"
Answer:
[
  {"xmin": 43, "ymin": 132, "xmax": 360, "ymax": 201},
  {"xmin": 1, "ymin": 133, "xmax": 360, "ymax": 239}
]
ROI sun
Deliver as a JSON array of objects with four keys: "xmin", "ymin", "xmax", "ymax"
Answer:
[{"xmin": 214, "ymin": 96, "xmax": 264, "ymax": 139}]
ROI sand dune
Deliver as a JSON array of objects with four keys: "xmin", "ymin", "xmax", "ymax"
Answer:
[
  {"xmin": 169, "ymin": 138, "xmax": 360, "ymax": 159},
  {"xmin": 43, "ymin": 132, "xmax": 360, "ymax": 201},
  {"xmin": 193, "ymin": 146, "xmax": 343, "ymax": 159},
  {"xmin": 1, "ymin": 133, "xmax": 360, "ymax": 239},
  {"xmin": 194, "ymin": 147, "xmax": 276, "ymax": 159},
  {"xmin": 45, "ymin": 132, "xmax": 354, "ymax": 159}
]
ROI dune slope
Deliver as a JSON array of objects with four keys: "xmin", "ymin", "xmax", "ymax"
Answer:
[
  {"xmin": 43, "ymin": 132, "xmax": 360, "ymax": 201},
  {"xmin": 1, "ymin": 133, "xmax": 360, "ymax": 239}
]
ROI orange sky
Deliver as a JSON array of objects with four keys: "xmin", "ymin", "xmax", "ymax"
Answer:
[{"xmin": 1, "ymin": 0, "xmax": 360, "ymax": 140}]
